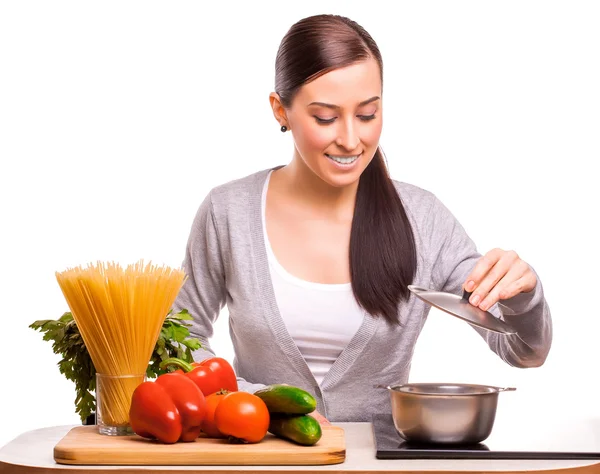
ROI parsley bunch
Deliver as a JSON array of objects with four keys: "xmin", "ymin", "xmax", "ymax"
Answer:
[{"xmin": 30, "ymin": 309, "xmax": 201, "ymax": 423}]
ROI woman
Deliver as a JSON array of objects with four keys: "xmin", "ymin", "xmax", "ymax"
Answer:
[{"xmin": 173, "ymin": 14, "xmax": 552, "ymax": 423}]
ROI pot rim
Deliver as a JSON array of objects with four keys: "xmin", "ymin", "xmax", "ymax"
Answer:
[{"xmin": 387, "ymin": 382, "xmax": 516, "ymax": 396}]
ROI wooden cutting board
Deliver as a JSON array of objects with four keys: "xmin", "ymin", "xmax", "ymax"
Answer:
[{"xmin": 54, "ymin": 425, "xmax": 346, "ymax": 466}]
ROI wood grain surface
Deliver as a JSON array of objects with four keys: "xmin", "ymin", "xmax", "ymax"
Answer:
[{"xmin": 53, "ymin": 425, "xmax": 346, "ymax": 466}]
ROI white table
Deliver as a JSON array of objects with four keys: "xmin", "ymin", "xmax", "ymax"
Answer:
[{"xmin": 1, "ymin": 423, "xmax": 599, "ymax": 473}]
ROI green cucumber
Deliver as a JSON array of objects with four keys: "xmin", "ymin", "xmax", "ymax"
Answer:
[
  {"xmin": 254, "ymin": 384, "xmax": 316, "ymax": 414},
  {"xmin": 269, "ymin": 414, "xmax": 322, "ymax": 446}
]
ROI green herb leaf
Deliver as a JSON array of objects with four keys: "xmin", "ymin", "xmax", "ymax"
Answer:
[
  {"xmin": 169, "ymin": 309, "xmax": 193, "ymax": 321},
  {"xmin": 30, "ymin": 308, "xmax": 201, "ymax": 422},
  {"xmin": 182, "ymin": 338, "xmax": 201, "ymax": 351}
]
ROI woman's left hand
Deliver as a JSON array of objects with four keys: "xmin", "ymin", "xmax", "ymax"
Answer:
[
  {"xmin": 309, "ymin": 410, "xmax": 331, "ymax": 426},
  {"xmin": 464, "ymin": 248, "xmax": 537, "ymax": 312}
]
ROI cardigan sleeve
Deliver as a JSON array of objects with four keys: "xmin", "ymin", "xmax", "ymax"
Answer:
[{"xmin": 427, "ymin": 195, "xmax": 553, "ymax": 368}]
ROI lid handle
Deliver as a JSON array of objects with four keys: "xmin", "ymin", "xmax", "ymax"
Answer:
[{"xmin": 462, "ymin": 289, "xmax": 473, "ymax": 302}]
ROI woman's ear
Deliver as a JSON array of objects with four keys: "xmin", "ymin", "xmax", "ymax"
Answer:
[{"xmin": 269, "ymin": 92, "xmax": 289, "ymax": 129}]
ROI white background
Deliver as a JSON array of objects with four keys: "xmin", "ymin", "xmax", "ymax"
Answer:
[{"xmin": 1, "ymin": 1, "xmax": 599, "ymax": 448}]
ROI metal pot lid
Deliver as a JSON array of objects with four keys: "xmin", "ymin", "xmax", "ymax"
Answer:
[{"xmin": 408, "ymin": 285, "xmax": 517, "ymax": 335}]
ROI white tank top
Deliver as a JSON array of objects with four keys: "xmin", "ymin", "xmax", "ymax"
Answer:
[{"xmin": 261, "ymin": 171, "xmax": 365, "ymax": 385}]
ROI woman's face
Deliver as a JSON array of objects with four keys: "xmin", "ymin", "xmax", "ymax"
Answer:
[{"xmin": 284, "ymin": 58, "xmax": 383, "ymax": 189}]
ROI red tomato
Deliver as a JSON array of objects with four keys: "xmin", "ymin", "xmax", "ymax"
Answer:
[
  {"xmin": 201, "ymin": 390, "xmax": 229, "ymax": 438},
  {"xmin": 214, "ymin": 392, "xmax": 270, "ymax": 443}
]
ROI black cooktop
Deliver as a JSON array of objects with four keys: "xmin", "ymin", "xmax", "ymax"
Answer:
[{"xmin": 372, "ymin": 414, "xmax": 600, "ymax": 460}]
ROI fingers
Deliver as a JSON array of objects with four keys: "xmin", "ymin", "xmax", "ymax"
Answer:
[
  {"xmin": 464, "ymin": 248, "xmax": 507, "ymax": 293},
  {"xmin": 464, "ymin": 249, "xmax": 536, "ymax": 312},
  {"xmin": 497, "ymin": 276, "xmax": 532, "ymax": 301},
  {"xmin": 478, "ymin": 265, "xmax": 524, "ymax": 311},
  {"xmin": 310, "ymin": 410, "xmax": 331, "ymax": 425}
]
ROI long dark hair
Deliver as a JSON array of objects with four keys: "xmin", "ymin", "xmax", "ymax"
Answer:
[{"xmin": 275, "ymin": 14, "xmax": 417, "ymax": 325}]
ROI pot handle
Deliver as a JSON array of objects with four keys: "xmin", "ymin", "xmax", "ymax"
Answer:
[{"xmin": 496, "ymin": 387, "xmax": 517, "ymax": 392}]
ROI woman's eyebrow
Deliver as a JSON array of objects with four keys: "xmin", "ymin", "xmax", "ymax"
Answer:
[{"xmin": 308, "ymin": 96, "xmax": 381, "ymax": 109}]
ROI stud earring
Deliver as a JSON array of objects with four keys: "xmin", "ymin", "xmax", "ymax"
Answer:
[{"xmin": 280, "ymin": 125, "xmax": 287, "ymax": 132}]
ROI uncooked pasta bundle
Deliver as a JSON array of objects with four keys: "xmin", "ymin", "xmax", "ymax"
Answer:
[{"xmin": 55, "ymin": 260, "xmax": 186, "ymax": 434}]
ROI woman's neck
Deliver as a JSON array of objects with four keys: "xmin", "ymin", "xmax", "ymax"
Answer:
[{"xmin": 272, "ymin": 154, "xmax": 358, "ymax": 222}]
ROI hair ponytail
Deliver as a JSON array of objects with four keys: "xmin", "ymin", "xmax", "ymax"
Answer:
[{"xmin": 350, "ymin": 149, "xmax": 416, "ymax": 324}]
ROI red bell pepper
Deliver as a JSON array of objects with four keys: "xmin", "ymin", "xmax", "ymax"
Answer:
[
  {"xmin": 129, "ymin": 371, "xmax": 206, "ymax": 444},
  {"xmin": 160, "ymin": 357, "xmax": 238, "ymax": 396}
]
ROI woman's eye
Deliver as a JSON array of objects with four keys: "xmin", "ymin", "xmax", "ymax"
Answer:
[
  {"xmin": 314, "ymin": 116, "xmax": 336, "ymax": 124},
  {"xmin": 313, "ymin": 114, "xmax": 377, "ymax": 124}
]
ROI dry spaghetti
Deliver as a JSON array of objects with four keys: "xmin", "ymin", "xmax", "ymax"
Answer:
[{"xmin": 55, "ymin": 260, "xmax": 186, "ymax": 429}]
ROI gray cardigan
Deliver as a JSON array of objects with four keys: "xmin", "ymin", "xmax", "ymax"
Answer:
[{"xmin": 172, "ymin": 168, "xmax": 552, "ymax": 422}]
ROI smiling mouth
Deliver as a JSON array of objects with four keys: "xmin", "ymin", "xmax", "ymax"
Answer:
[{"xmin": 325, "ymin": 153, "xmax": 361, "ymax": 165}]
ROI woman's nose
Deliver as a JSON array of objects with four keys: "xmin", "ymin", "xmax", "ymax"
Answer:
[{"xmin": 335, "ymin": 121, "xmax": 360, "ymax": 152}]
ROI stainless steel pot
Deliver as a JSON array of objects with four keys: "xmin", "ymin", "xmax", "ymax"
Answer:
[{"xmin": 380, "ymin": 383, "xmax": 516, "ymax": 444}]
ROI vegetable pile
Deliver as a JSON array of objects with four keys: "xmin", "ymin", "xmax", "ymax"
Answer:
[
  {"xmin": 31, "ymin": 308, "xmax": 323, "ymax": 446},
  {"xmin": 129, "ymin": 360, "xmax": 322, "ymax": 446}
]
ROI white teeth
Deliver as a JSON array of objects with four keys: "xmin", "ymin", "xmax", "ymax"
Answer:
[{"xmin": 327, "ymin": 154, "xmax": 359, "ymax": 164}]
